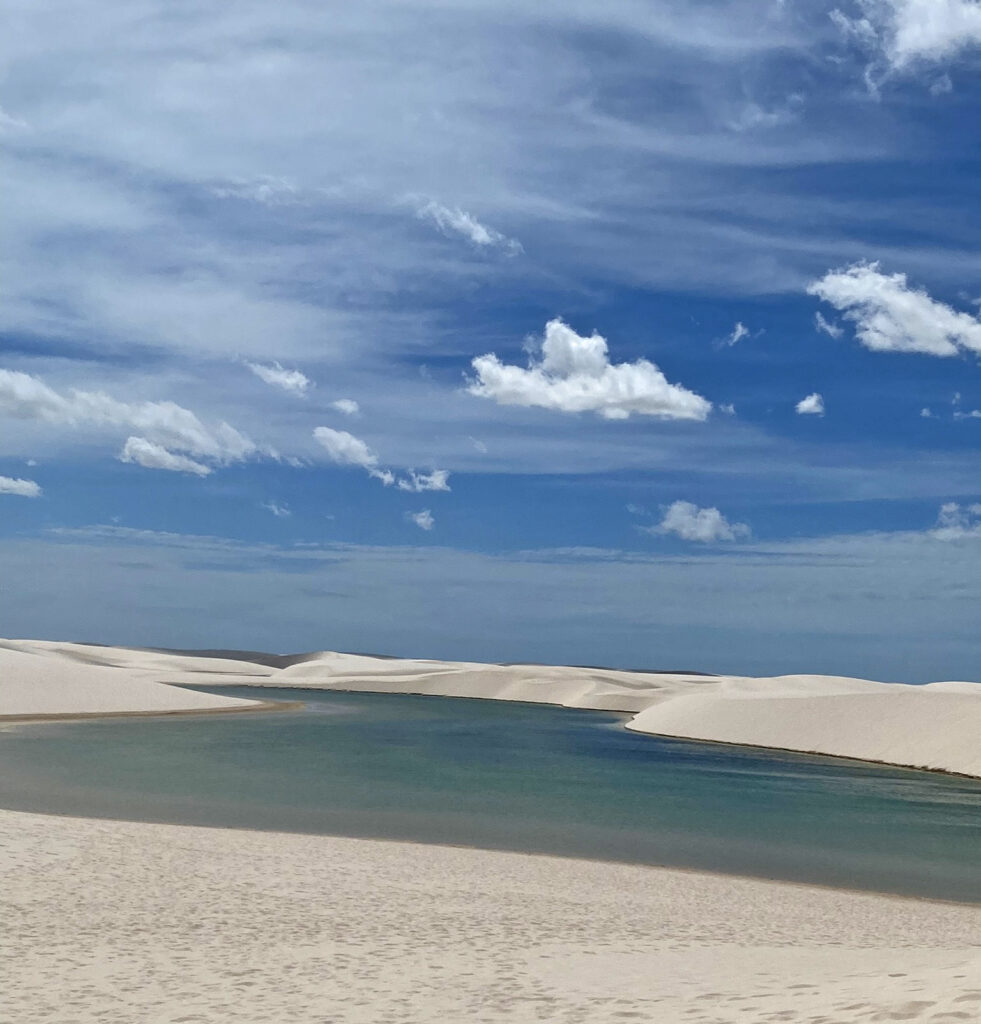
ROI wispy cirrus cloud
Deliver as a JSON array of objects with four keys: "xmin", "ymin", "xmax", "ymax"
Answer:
[
  {"xmin": 262, "ymin": 500, "xmax": 292, "ymax": 518},
  {"xmin": 469, "ymin": 319, "xmax": 711, "ymax": 422},
  {"xmin": 415, "ymin": 200, "xmax": 522, "ymax": 255}
]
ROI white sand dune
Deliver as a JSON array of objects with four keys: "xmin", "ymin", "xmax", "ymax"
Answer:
[
  {"xmin": 2, "ymin": 637, "xmax": 981, "ymax": 776},
  {"xmin": 0, "ymin": 641, "xmax": 261, "ymax": 717},
  {"xmin": 2, "ymin": 807, "xmax": 979, "ymax": 1024}
]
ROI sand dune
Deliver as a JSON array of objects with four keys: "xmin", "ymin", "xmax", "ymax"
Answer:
[
  {"xmin": 2, "ymin": 638, "xmax": 980, "ymax": 776},
  {"xmin": 3, "ymin": 807, "xmax": 979, "ymax": 1024},
  {"xmin": 0, "ymin": 641, "xmax": 261, "ymax": 717}
]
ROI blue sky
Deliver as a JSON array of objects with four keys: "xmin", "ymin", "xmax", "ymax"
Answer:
[{"xmin": 3, "ymin": 0, "xmax": 981, "ymax": 680}]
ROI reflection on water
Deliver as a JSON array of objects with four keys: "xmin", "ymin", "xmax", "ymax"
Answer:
[{"xmin": 1, "ymin": 686, "xmax": 979, "ymax": 902}]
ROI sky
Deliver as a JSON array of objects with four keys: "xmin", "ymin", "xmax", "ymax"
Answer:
[{"xmin": 3, "ymin": 0, "xmax": 981, "ymax": 680}]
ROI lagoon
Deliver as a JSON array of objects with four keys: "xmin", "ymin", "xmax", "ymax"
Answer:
[{"xmin": 1, "ymin": 686, "xmax": 979, "ymax": 902}]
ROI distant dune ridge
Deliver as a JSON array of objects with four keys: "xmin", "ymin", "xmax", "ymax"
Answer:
[{"xmin": 1, "ymin": 638, "xmax": 980, "ymax": 778}]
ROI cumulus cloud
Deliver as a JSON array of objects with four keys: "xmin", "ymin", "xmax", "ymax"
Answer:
[
  {"xmin": 796, "ymin": 392, "xmax": 825, "ymax": 416},
  {"xmin": 330, "ymin": 398, "xmax": 360, "ymax": 415},
  {"xmin": 396, "ymin": 469, "xmax": 451, "ymax": 493},
  {"xmin": 932, "ymin": 501, "xmax": 981, "ymax": 539},
  {"xmin": 118, "ymin": 437, "xmax": 211, "ymax": 476},
  {"xmin": 469, "ymin": 318, "xmax": 711, "ymax": 421},
  {"xmin": 246, "ymin": 361, "xmax": 312, "ymax": 396},
  {"xmin": 833, "ymin": 1, "xmax": 981, "ymax": 71},
  {"xmin": 808, "ymin": 262, "xmax": 981, "ymax": 357},
  {"xmin": 416, "ymin": 200, "xmax": 521, "ymax": 254},
  {"xmin": 407, "ymin": 509, "xmax": 435, "ymax": 531},
  {"xmin": 649, "ymin": 501, "xmax": 749, "ymax": 543},
  {"xmin": 0, "ymin": 475, "xmax": 41, "ymax": 498},
  {"xmin": 0, "ymin": 368, "xmax": 256, "ymax": 473}
]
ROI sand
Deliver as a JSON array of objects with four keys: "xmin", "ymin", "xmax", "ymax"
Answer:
[
  {"xmin": 0, "ymin": 640, "xmax": 261, "ymax": 717},
  {"xmin": 2, "ymin": 638, "xmax": 981, "ymax": 776},
  {"xmin": 2, "ymin": 806, "xmax": 979, "ymax": 1024}
]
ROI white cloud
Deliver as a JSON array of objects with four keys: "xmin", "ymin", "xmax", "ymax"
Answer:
[
  {"xmin": 723, "ymin": 321, "xmax": 750, "ymax": 346},
  {"xmin": 932, "ymin": 501, "xmax": 981, "ymax": 540},
  {"xmin": 796, "ymin": 392, "xmax": 825, "ymax": 416},
  {"xmin": 469, "ymin": 318, "xmax": 712, "ymax": 421},
  {"xmin": 0, "ymin": 475, "xmax": 41, "ymax": 498},
  {"xmin": 330, "ymin": 399, "xmax": 360, "ymax": 415},
  {"xmin": 407, "ymin": 509, "xmax": 435, "ymax": 531},
  {"xmin": 247, "ymin": 361, "xmax": 312, "ymax": 396},
  {"xmin": 396, "ymin": 469, "xmax": 451, "ymax": 493},
  {"xmin": 649, "ymin": 500, "xmax": 749, "ymax": 543},
  {"xmin": 0, "ymin": 369, "xmax": 256, "ymax": 471},
  {"xmin": 118, "ymin": 437, "xmax": 211, "ymax": 477},
  {"xmin": 262, "ymin": 500, "xmax": 292, "ymax": 518},
  {"xmin": 950, "ymin": 392, "xmax": 981, "ymax": 419},
  {"xmin": 312, "ymin": 426, "xmax": 393, "ymax": 485},
  {"xmin": 835, "ymin": 1, "xmax": 981, "ymax": 71},
  {"xmin": 313, "ymin": 426, "xmax": 379, "ymax": 469},
  {"xmin": 313, "ymin": 426, "xmax": 450, "ymax": 493},
  {"xmin": 814, "ymin": 311, "xmax": 844, "ymax": 339},
  {"xmin": 920, "ymin": 407, "xmax": 934, "ymax": 418},
  {"xmin": 718, "ymin": 402, "xmax": 736, "ymax": 416},
  {"xmin": 416, "ymin": 200, "xmax": 522, "ymax": 255},
  {"xmin": 808, "ymin": 262, "xmax": 981, "ymax": 357}
]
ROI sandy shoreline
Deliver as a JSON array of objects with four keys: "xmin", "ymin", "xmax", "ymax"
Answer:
[
  {"xmin": 2, "ymin": 637, "xmax": 981, "ymax": 777},
  {"xmin": 3, "ymin": 806, "xmax": 979, "ymax": 1024}
]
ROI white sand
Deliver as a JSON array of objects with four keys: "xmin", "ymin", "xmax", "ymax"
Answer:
[
  {"xmin": 2, "ymin": 638, "xmax": 981, "ymax": 776},
  {"xmin": 0, "ymin": 640, "xmax": 261, "ymax": 717},
  {"xmin": 2, "ymin": 807, "xmax": 979, "ymax": 1024}
]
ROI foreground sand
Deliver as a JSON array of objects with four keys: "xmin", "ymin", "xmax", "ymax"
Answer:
[
  {"xmin": 2, "ymin": 807, "xmax": 979, "ymax": 1024},
  {"xmin": 4, "ymin": 638, "xmax": 980, "ymax": 777}
]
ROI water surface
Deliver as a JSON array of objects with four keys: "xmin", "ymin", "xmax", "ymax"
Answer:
[{"xmin": 1, "ymin": 686, "xmax": 979, "ymax": 902}]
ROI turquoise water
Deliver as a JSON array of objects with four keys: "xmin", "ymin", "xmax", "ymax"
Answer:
[{"xmin": 1, "ymin": 686, "xmax": 979, "ymax": 902}]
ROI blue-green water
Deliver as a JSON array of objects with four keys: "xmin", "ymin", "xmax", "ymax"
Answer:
[{"xmin": 1, "ymin": 686, "xmax": 979, "ymax": 902}]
